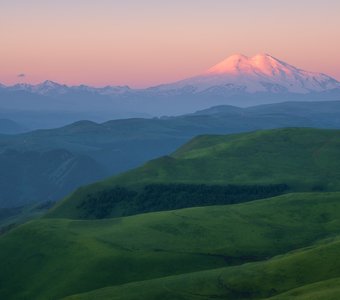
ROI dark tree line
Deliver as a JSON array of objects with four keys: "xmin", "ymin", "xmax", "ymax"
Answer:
[{"xmin": 78, "ymin": 183, "xmax": 289, "ymax": 219}]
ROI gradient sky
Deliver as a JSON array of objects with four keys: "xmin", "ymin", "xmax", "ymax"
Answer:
[{"xmin": 1, "ymin": 0, "xmax": 339, "ymax": 87}]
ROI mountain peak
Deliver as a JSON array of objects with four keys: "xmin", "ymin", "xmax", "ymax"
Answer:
[
  {"xmin": 160, "ymin": 53, "xmax": 340, "ymax": 94},
  {"xmin": 206, "ymin": 53, "xmax": 288, "ymax": 76},
  {"xmin": 206, "ymin": 54, "xmax": 250, "ymax": 75},
  {"xmin": 38, "ymin": 80, "xmax": 63, "ymax": 88},
  {"xmin": 251, "ymin": 53, "xmax": 280, "ymax": 65}
]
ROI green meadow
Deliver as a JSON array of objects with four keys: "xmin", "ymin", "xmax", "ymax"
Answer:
[
  {"xmin": 1, "ymin": 128, "xmax": 340, "ymax": 299},
  {"xmin": 1, "ymin": 192, "xmax": 340, "ymax": 299}
]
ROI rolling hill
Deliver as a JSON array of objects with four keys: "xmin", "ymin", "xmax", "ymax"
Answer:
[
  {"xmin": 1, "ymin": 192, "xmax": 340, "ymax": 299},
  {"xmin": 2, "ymin": 100, "xmax": 340, "ymax": 209},
  {"xmin": 0, "ymin": 118, "xmax": 27, "ymax": 134},
  {"xmin": 1, "ymin": 127, "xmax": 340, "ymax": 299},
  {"xmin": 63, "ymin": 234, "xmax": 340, "ymax": 300},
  {"xmin": 48, "ymin": 128, "xmax": 340, "ymax": 219}
]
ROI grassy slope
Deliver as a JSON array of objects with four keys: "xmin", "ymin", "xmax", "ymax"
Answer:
[
  {"xmin": 1, "ymin": 192, "xmax": 340, "ymax": 299},
  {"xmin": 48, "ymin": 128, "xmax": 340, "ymax": 219},
  {"xmin": 0, "ymin": 202, "xmax": 54, "ymax": 235},
  {"xmin": 117, "ymin": 128, "xmax": 340, "ymax": 188},
  {"xmin": 269, "ymin": 277, "xmax": 340, "ymax": 299},
  {"xmin": 63, "ymin": 237, "xmax": 340, "ymax": 300}
]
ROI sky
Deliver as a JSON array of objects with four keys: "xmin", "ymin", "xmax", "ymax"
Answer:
[{"xmin": 1, "ymin": 0, "xmax": 340, "ymax": 88}]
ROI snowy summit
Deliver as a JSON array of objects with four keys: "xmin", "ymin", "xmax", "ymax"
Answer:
[{"xmin": 155, "ymin": 53, "xmax": 340, "ymax": 94}]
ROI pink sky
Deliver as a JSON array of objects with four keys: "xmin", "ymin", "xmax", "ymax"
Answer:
[{"xmin": 1, "ymin": 0, "xmax": 339, "ymax": 88}]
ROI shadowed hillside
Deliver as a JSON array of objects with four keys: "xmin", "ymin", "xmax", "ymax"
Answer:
[
  {"xmin": 48, "ymin": 128, "xmax": 340, "ymax": 219},
  {"xmin": 2, "ymin": 101, "xmax": 340, "ymax": 208}
]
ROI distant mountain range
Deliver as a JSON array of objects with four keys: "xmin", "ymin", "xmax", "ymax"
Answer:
[
  {"xmin": 1, "ymin": 100, "xmax": 340, "ymax": 208},
  {"xmin": 1, "ymin": 54, "xmax": 339, "ymax": 128},
  {"xmin": 4, "ymin": 54, "xmax": 340, "ymax": 95},
  {"xmin": 4, "ymin": 80, "xmax": 131, "ymax": 97}
]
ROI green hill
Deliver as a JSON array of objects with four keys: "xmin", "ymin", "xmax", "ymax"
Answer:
[
  {"xmin": 2, "ymin": 100, "xmax": 340, "ymax": 209},
  {"xmin": 115, "ymin": 127, "xmax": 340, "ymax": 188},
  {"xmin": 63, "ymin": 237, "xmax": 340, "ymax": 300},
  {"xmin": 2, "ymin": 127, "xmax": 340, "ymax": 299},
  {"xmin": 1, "ymin": 192, "xmax": 340, "ymax": 299},
  {"xmin": 48, "ymin": 128, "xmax": 340, "ymax": 219}
]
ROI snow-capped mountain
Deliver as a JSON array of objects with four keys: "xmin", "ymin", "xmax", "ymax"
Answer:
[
  {"xmin": 74, "ymin": 85, "xmax": 131, "ymax": 95},
  {"xmin": 2, "ymin": 54, "xmax": 339, "ymax": 97},
  {"xmin": 33, "ymin": 80, "xmax": 69, "ymax": 95},
  {"xmin": 1, "ymin": 53, "xmax": 340, "ymax": 122},
  {"xmin": 7, "ymin": 81, "xmax": 68, "ymax": 95},
  {"xmin": 151, "ymin": 54, "xmax": 340, "ymax": 94},
  {"xmin": 5, "ymin": 80, "xmax": 131, "ymax": 96}
]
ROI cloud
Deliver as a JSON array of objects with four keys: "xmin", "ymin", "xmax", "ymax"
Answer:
[{"xmin": 17, "ymin": 73, "xmax": 26, "ymax": 78}]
